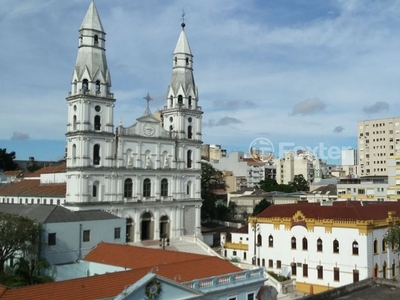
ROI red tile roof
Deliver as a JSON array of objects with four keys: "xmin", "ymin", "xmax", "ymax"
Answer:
[
  {"xmin": 3, "ymin": 170, "xmax": 23, "ymax": 177},
  {"xmin": 0, "ymin": 180, "xmax": 65, "ymax": 197},
  {"xmin": 257, "ymin": 201, "xmax": 400, "ymax": 221},
  {"xmin": 0, "ymin": 243, "xmax": 242, "ymax": 300},
  {"xmin": 24, "ymin": 163, "xmax": 66, "ymax": 178}
]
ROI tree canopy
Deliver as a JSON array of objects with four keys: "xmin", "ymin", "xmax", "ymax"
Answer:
[
  {"xmin": 0, "ymin": 213, "xmax": 41, "ymax": 274},
  {"xmin": 252, "ymin": 198, "xmax": 272, "ymax": 216},
  {"xmin": 0, "ymin": 149, "xmax": 18, "ymax": 171},
  {"xmin": 258, "ymin": 174, "xmax": 309, "ymax": 193},
  {"xmin": 288, "ymin": 174, "xmax": 310, "ymax": 192},
  {"xmin": 384, "ymin": 225, "xmax": 400, "ymax": 253}
]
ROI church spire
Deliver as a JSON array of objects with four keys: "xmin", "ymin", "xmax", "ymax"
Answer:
[{"xmin": 71, "ymin": 0, "xmax": 111, "ymax": 97}]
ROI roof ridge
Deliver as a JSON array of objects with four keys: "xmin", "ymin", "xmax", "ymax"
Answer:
[{"xmin": 43, "ymin": 205, "xmax": 61, "ymax": 223}]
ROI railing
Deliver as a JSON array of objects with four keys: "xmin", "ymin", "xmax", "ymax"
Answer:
[{"xmin": 182, "ymin": 268, "xmax": 264, "ymax": 291}]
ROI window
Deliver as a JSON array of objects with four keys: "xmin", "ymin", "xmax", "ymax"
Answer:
[
  {"xmin": 72, "ymin": 144, "xmax": 77, "ymax": 160},
  {"xmin": 334, "ymin": 267, "xmax": 340, "ymax": 281},
  {"xmin": 303, "ymin": 264, "xmax": 308, "ymax": 277},
  {"xmin": 95, "ymin": 80, "xmax": 100, "ymax": 91},
  {"xmin": 48, "ymin": 233, "xmax": 56, "ymax": 246},
  {"xmin": 73, "ymin": 115, "xmax": 77, "ymax": 131},
  {"xmin": 317, "ymin": 265, "xmax": 323, "ymax": 279},
  {"xmin": 124, "ymin": 179, "xmax": 133, "ymax": 198},
  {"xmin": 352, "ymin": 241, "xmax": 359, "ymax": 255},
  {"xmin": 374, "ymin": 239, "xmax": 378, "ymax": 254},
  {"xmin": 178, "ymin": 95, "xmax": 183, "ymax": 105},
  {"xmin": 291, "ymin": 237, "xmax": 296, "ymax": 249},
  {"xmin": 161, "ymin": 178, "xmax": 168, "ymax": 197},
  {"xmin": 382, "ymin": 238, "xmax": 387, "ymax": 252},
  {"xmin": 94, "ymin": 115, "xmax": 101, "ymax": 130},
  {"xmin": 277, "ymin": 260, "xmax": 281, "ymax": 269},
  {"xmin": 143, "ymin": 178, "xmax": 151, "ymax": 197},
  {"xmin": 83, "ymin": 230, "xmax": 90, "ymax": 242},
  {"xmin": 257, "ymin": 234, "xmax": 262, "ymax": 246},
  {"xmin": 268, "ymin": 259, "xmax": 273, "ymax": 268},
  {"xmin": 333, "ymin": 239, "xmax": 339, "ymax": 253},
  {"xmin": 243, "ymin": 252, "xmax": 246, "ymax": 261},
  {"xmin": 269, "ymin": 235, "xmax": 273, "ymax": 247},
  {"xmin": 233, "ymin": 250, "xmax": 237, "ymax": 256},
  {"xmin": 187, "ymin": 125, "xmax": 193, "ymax": 139},
  {"xmin": 186, "ymin": 181, "xmax": 191, "ymax": 196},
  {"xmin": 93, "ymin": 144, "xmax": 100, "ymax": 165},
  {"xmin": 82, "ymin": 79, "xmax": 88, "ymax": 91},
  {"xmin": 317, "ymin": 238, "xmax": 323, "ymax": 252},
  {"xmin": 114, "ymin": 227, "xmax": 121, "ymax": 239},
  {"xmin": 185, "ymin": 57, "xmax": 189, "ymax": 65},
  {"xmin": 187, "ymin": 150, "xmax": 192, "ymax": 168},
  {"xmin": 228, "ymin": 297, "xmax": 237, "ymax": 300},
  {"xmin": 291, "ymin": 263, "xmax": 297, "ymax": 276},
  {"xmin": 247, "ymin": 293, "xmax": 255, "ymax": 300},
  {"xmin": 353, "ymin": 269, "xmax": 359, "ymax": 282},
  {"xmin": 92, "ymin": 184, "xmax": 97, "ymax": 197},
  {"xmin": 302, "ymin": 237, "xmax": 308, "ymax": 250},
  {"xmin": 94, "ymin": 35, "xmax": 99, "ymax": 44},
  {"xmin": 188, "ymin": 96, "xmax": 192, "ymax": 107}
]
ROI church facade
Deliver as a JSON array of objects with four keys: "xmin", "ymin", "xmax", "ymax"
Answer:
[{"xmin": 64, "ymin": 2, "xmax": 203, "ymax": 242}]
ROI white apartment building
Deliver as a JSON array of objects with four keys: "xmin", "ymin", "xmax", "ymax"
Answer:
[
  {"xmin": 274, "ymin": 151, "xmax": 315, "ymax": 184},
  {"xmin": 337, "ymin": 176, "xmax": 388, "ymax": 201},
  {"xmin": 210, "ymin": 151, "xmax": 265, "ymax": 189},
  {"xmin": 358, "ymin": 117, "xmax": 400, "ymax": 176},
  {"xmin": 223, "ymin": 201, "xmax": 400, "ymax": 294}
]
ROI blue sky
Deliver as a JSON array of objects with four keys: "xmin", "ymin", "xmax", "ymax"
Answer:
[{"xmin": 1, "ymin": 0, "xmax": 400, "ymax": 162}]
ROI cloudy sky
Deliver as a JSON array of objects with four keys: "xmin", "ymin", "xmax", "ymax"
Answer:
[{"xmin": 1, "ymin": 0, "xmax": 400, "ymax": 163}]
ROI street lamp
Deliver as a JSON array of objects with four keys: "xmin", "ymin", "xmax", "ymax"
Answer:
[
  {"xmin": 159, "ymin": 233, "xmax": 169, "ymax": 250},
  {"xmin": 251, "ymin": 218, "xmax": 260, "ymax": 265}
]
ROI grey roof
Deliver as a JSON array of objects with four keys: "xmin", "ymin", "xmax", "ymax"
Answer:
[
  {"xmin": 80, "ymin": 1, "xmax": 104, "ymax": 32},
  {"xmin": 309, "ymin": 184, "xmax": 337, "ymax": 195},
  {"xmin": 0, "ymin": 204, "xmax": 121, "ymax": 224}
]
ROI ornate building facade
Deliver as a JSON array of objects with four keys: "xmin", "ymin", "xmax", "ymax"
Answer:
[{"xmin": 65, "ymin": 1, "xmax": 203, "ymax": 242}]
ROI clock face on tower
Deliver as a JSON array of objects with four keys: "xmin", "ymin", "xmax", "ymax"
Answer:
[{"xmin": 143, "ymin": 122, "xmax": 155, "ymax": 136}]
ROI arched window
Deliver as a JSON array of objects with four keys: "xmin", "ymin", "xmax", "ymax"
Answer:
[
  {"xmin": 82, "ymin": 79, "xmax": 88, "ymax": 91},
  {"xmin": 187, "ymin": 125, "xmax": 192, "ymax": 139},
  {"xmin": 291, "ymin": 237, "xmax": 296, "ymax": 249},
  {"xmin": 186, "ymin": 181, "xmax": 192, "ymax": 196},
  {"xmin": 382, "ymin": 238, "xmax": 387, "ymax": 252},
  {"xmin": 374, "ymin": 239, "xmax": 378, "ymax": 254},
  {"xmin": 92, "ymin": 185, "xmax": 97, "ymax": 197},
  {"xmin": 124, "ymin": 179, "xmax": 133, "ymax": 198},
  {"xmin": 269, "ymin": 235, "xmax": 274, "ymax": 247},
  {"xmin": 187, "ymin": 150, "xmax": 192, "ymax": 168},
  {"xmin": 185, "ymin": 57, "xmax": 189, "ymax": 65},
  {"xmin": 170, "ymin": 95, "xmax": 173, "ymax": 107},
  {"xmin": 94, "ymin": 115, "xmax": 101, "ymax": 130},
  {"xmin": 72, "ymin": 144, "xmax": 77, "ymax": 160},
  {"xmin": 302, "ymin": 237, "xmax": 308, "ymax": 250},
  {"xmin": 178, "ymin": 95, "xmax": 183, "ymax": 105},
  {"xmin": 333, "ymin": 239, "xmax": 339, "ymax": 253},
  {"xmin": 73, "ymin": 115, "xmax": 77, "ymax": 131},
  {"xmin": 93, "ymin": 144, "xmax": 100, "ymax": 165},
  {"xmin": 257, "ymin": 234, "xmax": 262, "ymax": 246},
  {"xmin": 161, "ymin": 179, "xmax": 168, "ymax": 197},
  {"xmin": 95, "ymin": 80, "xmax": 100, "ymax": 92},
  {"xmin": 143, "ymin": 178, "xmax": 151, "ymax": 197},
  {"xmin": 94, "ymin": 35, "xmax": 99, "ymax": 44},
  {"xmin": 352, "ymin": 241, "xmax": 359, "ymax": 255},
  {"xmin": 317, "ymin": 238, "xmax": 323, "ymax": 252},
  {"xmin": 188, "ymin": 96, "xmax": 192, "ymax": 107}
]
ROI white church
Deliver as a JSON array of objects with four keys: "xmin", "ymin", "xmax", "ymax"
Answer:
[{"xmin": 0, "ymin": 1, "xmax": 203, "ymax": 243}]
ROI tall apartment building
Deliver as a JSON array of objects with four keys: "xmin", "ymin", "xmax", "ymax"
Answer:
[
  {"xmin": 358, "ymin": 117, "xmax": 400, "ymax": 176},
  {"xmin": 274, "ymin": 151, "xmax": 315, "ymax": 184}
]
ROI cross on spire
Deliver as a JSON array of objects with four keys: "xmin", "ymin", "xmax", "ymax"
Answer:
[
  {"xmin": 181, "ymin": 9, "xmax": 186, "ymax": 28},
  {"xmin": 144, "ymin": 93, "xmax": 153, "ymax": 115}
]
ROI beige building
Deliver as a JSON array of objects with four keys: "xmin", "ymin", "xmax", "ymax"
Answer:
[
  {"xmin": 201, "ymin": 144, "xmax": 226, "ymax": 161},
  {"xmin": 387, "ymin": 155, "xmax": 400, "ymax": 201},
  {"xmin": 358, "ymin": 117, "xmax": 400, "ymax": 176},
  {"xmin": 274, "ymin": 151, "xmax": 315, "ymax": 184}
]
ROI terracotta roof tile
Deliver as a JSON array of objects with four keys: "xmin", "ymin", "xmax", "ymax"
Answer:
[
  {"xmin": 25, "ymin": 163, "xmax": 66, "ymax": 178},
  {"xmin": 3, "ymin": 170, "xmax": 23, "ymax": 177},
  {"xmin": 0, "ymin": 244, "xmax": 242, "ymax": 300},
  {"xmin": 257, "ymin": 201, "xmax": 400, "ymax": 221},
  {"xmin": 0, "ymin": 180, "xmax": 65, "ymax": 197}
]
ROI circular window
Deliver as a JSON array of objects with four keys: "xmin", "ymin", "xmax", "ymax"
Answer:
[
  {"xmin": 169, "ymin": 117, "xmax": 173, "ymax": 122},
  {"xmin": 73, "ymin": 105, "xmax": 77, "ymax": 111},
  {"xmin": 95, "ymin": 105, "xmax": 101, "ymax": 112},
  {"xmin": 188, "ymin": 117, "xmax": 193, "ymax": 123}
]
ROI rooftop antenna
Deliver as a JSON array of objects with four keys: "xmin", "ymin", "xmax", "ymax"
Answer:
[{"xmin": 144, "ymin": 93, "xmax": 153, "ymax": 115}]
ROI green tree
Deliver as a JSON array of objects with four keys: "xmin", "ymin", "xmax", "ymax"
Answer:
[
  {"xmin": 0, "ymin": 149, "xmax": 18, "ymax": 171},
  {"xmin": 384, "ymin": 225, "xmax": 400, "ymax": 253},
  {"xmin": 27, "ymin": 163, "xmax": 42, "ymax": 173},
  {"xmin": 288, "ymin": 174, "xmax": 309, "ymax": 192},
  {"xmin": 252, "ymin": 198, "xmax": 272, "ymax": 216},
  {"xmin": 201, "ymin": 162, "xmax": 226, "ymax": 220},
  {"xmin": 258, "ymin": 178, "xmax": 294, "ymax": 193},
  {"xmin": 14, "ymin": 258, "xmax": 53, "ymax": 286},
  {"xmin": 0, "ymin": 213, "xmax": 41, "ymax": 274}
]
